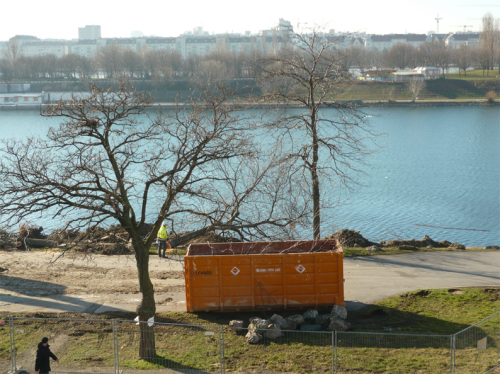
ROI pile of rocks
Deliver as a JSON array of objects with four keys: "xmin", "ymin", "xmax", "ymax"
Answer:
[
  {"xmin": 380, "ymin": 235, "xmax": 463, "ymax": 249},
  {"xmin": 326, "ymin": 229, "xmax": 378, "ymax": 247},
  {"xmin": 325, "ymin": 230, "xmax": 469, "ymax": 251},
  {"xmin": 230, "ymin": 305, "xmax": 351, "ymax": 344}
]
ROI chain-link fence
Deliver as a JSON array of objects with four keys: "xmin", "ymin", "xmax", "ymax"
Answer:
[
  {"xmin": 454, "ymin": 311, "xmax": 500, "ymax": 374},
  {"xmin": 0, "ymin": 316, "xmax": 12, "ymax": 374},
  {"xmin": 11, "ymin": 317, "xmax": 115, "ymax": 373},
  {"xmin": 117, "ymin": 320, "xmax": 222, "ymax": 373},
  {"xmin": 223, "ymin": 326, "xmax": 334, "ymax": 373},
  {"xmin": 0, "ymin": 312, "xmax": 499, "ymax": 374},
  {"xmin": 337, "ymin": 332, "xmax": 452, "ymax": 373}
]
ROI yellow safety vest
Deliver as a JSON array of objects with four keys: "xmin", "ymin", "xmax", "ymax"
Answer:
[{"xmin": 158, "ymin": 226, "xmax": 168, "ymax": 239}]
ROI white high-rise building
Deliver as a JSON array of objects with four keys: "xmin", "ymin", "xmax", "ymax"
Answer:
[{"xmin": 78, "ymin": 25, "xmax": 101, "ymax": 40}]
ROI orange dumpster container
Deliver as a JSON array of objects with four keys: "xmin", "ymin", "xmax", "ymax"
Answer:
[{"xmin": 184, "ymin": 240, "xmax": 344, "ymax": 312}]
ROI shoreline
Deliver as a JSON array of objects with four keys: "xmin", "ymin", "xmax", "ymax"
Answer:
[{"xmin": 1, "ymin": 99, "xmax": 499, "ymax": 111}]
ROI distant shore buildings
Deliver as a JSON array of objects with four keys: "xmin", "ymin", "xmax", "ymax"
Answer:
[{"xmin": 2, "ymin": 20, "xmax": 482, "ymax": 60}]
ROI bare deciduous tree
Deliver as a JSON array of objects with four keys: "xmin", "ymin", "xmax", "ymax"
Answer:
[
  {"xmin": 122, "ymin": 50, "xmax": 143, "ymax": 78},
  {"xmin": 2, "ymin": 38, "xmax": 22, "ymax": 62},
  {"xmin": 479, "ymin": 12, "xmax": 500, "ymax": 75},
  {"xmin": 477, "ymin": 46, "xmax": 492, "ymax": 76},
  {"xmin": 386, "ymin": 43, "xmax": 416, "ymax": 70},
  {"xmin": 453, "ymin": 45, "xmax": 476, "ymax": 77},
  {"xmin": 97, "ymin": 44, "xmax": 123, "ymax": 78},
  {"xmin": 406, "ymin": 76, "xmax": 425, "ymax": 101},
  {"xmin": 0, "ymin": 82, "xmax": 303, "ymax": 358},
  {"xmin": 257, "ymin": 28, "xmax": 379, "ymax": 240}
]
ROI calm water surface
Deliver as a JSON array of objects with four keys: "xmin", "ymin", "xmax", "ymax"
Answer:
[{"xmin": 0, "ymin": 106, "xmax": 498, "ymax": 246}]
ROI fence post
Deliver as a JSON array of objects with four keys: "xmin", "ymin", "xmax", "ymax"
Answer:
[
  {"xmin": 331, "ymin": 330, "xmax": 335, "ymax": 374},
  {"xmin": 218, "ymin": 326, "xmax": 225, "ymax": 374},
  {"xmin": 112, "ymin": 319, "xmax": 119, "ymax": 374},
  {"xmin": 9, "ymin": 316, "xmax": 16, "ymax": 372},
  {"xmin": 450, "ymin": 334, "xmax": 455, "ymax": 374}
]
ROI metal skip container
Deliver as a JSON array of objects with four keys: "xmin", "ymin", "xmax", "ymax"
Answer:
[{"xmin": 184, "ymin": 240, "xmax": 344, "ymax": 312}]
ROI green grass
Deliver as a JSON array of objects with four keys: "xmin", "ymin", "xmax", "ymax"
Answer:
[
  {"xmin": 332, "ymin": 79, "xmax": 500, "ymax": 101},
  {"xmin": 2, "ymin": 288, "xmax": 499, "ymax": 373},
  {"xmin": 445, "ymin": 68, "xmax": 500, "ymax": 80}
]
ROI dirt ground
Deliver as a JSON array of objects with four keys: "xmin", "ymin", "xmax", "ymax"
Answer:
[{"xmin": 0, "ymin": 250, "xmax": 187, "ymax": 314}]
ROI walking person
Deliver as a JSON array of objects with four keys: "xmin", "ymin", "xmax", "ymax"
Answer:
[
  {"xmin": 157, "ymin": 222, "xmax": 171, "ymax": 258},
  {"xmin": 35, "ymin": 337, "xmax": 59, "ymax": 374}
]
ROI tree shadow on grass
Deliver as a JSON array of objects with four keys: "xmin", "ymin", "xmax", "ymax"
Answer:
[{"xmin": 133, "ymin": 354, "xmax": 216, "ymax": 373}]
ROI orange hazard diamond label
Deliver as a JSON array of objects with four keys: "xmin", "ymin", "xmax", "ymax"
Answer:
[
  {"xmin": 295, "ymin": 264, "xmax": 306, "ymax": 273},
  {"xmin": 231, "ymin": 267, "xmax": 240, "ymax": 275}
]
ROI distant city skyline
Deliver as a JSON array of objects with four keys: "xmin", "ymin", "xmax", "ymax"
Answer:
[{"xmin": 1, "ymin": 0, "xmax": 499, "ymax": 41}]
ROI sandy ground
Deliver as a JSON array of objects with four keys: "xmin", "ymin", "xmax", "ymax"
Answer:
[
  {"xmin": 0, "ymin": 250, "xmax": 187, "ymax": 314},
  {"xmin": 1, "ymin": 249, "xmax": 499, "ymax": 315}
]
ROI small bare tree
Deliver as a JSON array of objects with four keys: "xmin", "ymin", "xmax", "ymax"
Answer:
[
  {"xmin": 406, "ymin": 77, "xmax": 425, "ymax": 101},
  {"xmin": 256, "ymin": 28, "xmax": 380, "ymax": 240},
  {"xmin": 386, "ymin": 43, "xmax": 416, "ymax": 70},
  {"xmin": 480, "ymin": 12, "xmax": 500, "ymax": 75},
  {"xmin": 453, "ymin": 45, "xmax": 476, "ymax": 77}
]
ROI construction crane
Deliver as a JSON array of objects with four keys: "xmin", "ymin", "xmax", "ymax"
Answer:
[
  {"xmin": 452, "ymin": 25, "xmax": 473, "ymax": 33},
  {"xmin": 435, "ymin": 14, "xmax": 443, "ymax": 34}
]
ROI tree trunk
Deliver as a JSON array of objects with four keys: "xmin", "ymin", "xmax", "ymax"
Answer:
[
  {"xmin": 132, "ymin": 235, "xmax": 157, "ymax": 359},
  {"xmin": 311, "ymin": 116, "xmax": 320, "ymax": 240}
]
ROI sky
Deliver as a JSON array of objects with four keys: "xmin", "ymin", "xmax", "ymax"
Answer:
[{"xmin": 1, "ymin": 0, "xmax": 499, "ymax": 41}]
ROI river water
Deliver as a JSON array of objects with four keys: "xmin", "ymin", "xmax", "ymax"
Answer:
[{"xmin": 0, "ymin": 106, "xmax": 499, "ymax": 246}]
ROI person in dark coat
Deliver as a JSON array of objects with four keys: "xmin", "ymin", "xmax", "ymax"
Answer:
[{"xmin": 35, "ymin": 337, "xmax": 59, "ymax": 374}]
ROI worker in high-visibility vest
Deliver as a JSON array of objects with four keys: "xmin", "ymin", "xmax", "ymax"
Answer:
[{"xmin": 157, "ymin": 222, "xmax": 171, "ymax": 258}]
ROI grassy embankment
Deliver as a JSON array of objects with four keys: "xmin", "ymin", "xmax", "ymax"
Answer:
[
  {"xmin": 334, "ymin": 77, "xmax": 500, "ymax": 101},
  {"xmin": 2, "ymin": 288, "xmax": 499, "ymax": 373}
]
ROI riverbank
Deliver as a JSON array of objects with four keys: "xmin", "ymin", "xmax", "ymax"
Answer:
[{"xmin": 1, "ymin": 99, "xmax": 499, "ymax": 110}]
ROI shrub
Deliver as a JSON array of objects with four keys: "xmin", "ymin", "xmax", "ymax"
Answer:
[{"xmin": 485, "ymin": 90, "xmax": 497, "ymax": 103}]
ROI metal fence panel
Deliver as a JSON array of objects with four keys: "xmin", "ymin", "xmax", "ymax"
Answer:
[
  {"xmin": 12, "ymin": 317, "xmax": 115, "ymax": 373},
  {"xmin": 117, "ymin": 320, "xmax": 221, "ymax": 373},
  {"xmin": 223, "ymin": 326, "xmax": 333, "ymax": 373},
  {"xmin": 0, "ymin": 316, "xmax": 11, "ymax": 374},
  {"xmin": 454, "ymin": 311, "xmax": 500, "ymax": 374},
  {"xmin": 337, "ymin": 332, "xmax": 452, "ymax": 374}
]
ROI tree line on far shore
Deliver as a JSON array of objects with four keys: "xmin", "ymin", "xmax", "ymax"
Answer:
[{"xmin": 1, "ymin": 13, "xmax": 499, "ymax": 82}]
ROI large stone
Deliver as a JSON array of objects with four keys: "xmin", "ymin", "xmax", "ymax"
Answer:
[
  {"xmin": 449, "ymin": 242, "xmax": 466, "ymax": 250},
  {"xmin": 485, "ymin": 245, "xmax": 500, "ymax": 249},
  {"xmin": 229, "ymin": 320, "xmax": 244, "ymax": 333},
  {"xmin": 282, "ymin": 319, "xmax": 297, "ymax": 331},
  {"xmin": 269, "ymin": 314, "xmax": 287, "ymax": 329},
  {"xmin": 301, "ymin": 324, "xmax": 323, "ymax": 331},
  {"xmin": 287, "ymin": 314, "xmax": 305, "ymax": 326},
  {"xmin": 249, "ymin": 317, "xmax": 269, "ymax": 331},
  {"xmin": 263, "ymin": 323, "xmax": 282, "ymax": 339},
  {"xmin": 366, "ymin": 245, "xmax": 382, "ymax": 252},
  {"xmin": 438, "ymin": 240, "xmax": 452, "ymax": 247},
  {"xmin": 245, "ymin": 330, "xmax": 262, "ymax": 344},
  {"xmin": 331, "ymin": 305, "xmax": 348, "ymax": 320},
  {"xmin": 315, "ymin": 314, "xmax": 333, "ymax": 327},
  {"xmin": 303, "ymin": 310, "xmax": 319, "ymax": 319},
  {"xmin": 327, "ymin": 318, "xmax": 352, "ymax": 331}
]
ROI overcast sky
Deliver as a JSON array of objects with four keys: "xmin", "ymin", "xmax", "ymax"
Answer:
[{"xmin": 1, "ymin": 0, "xmax": 499, "ymax": 41}]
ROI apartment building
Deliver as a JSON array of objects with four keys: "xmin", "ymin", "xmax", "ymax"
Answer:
[
  {"xmin": 365, "ymin": 34, "xmax": 427, "ymax": 50},
  {"xmin": 78, "ymin": 25, "xmax": 101, "ymax": 40},
  {"xmin": 445, "ymin": 33, "xmax": 480, "ymax": 49},
  {"xmin": 21, "ymin": 42, "xmax": 68, "ymax": 57},
  {"xmin": 69, "ymin": 40, "xmax": 98, "ymax": 58}
]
